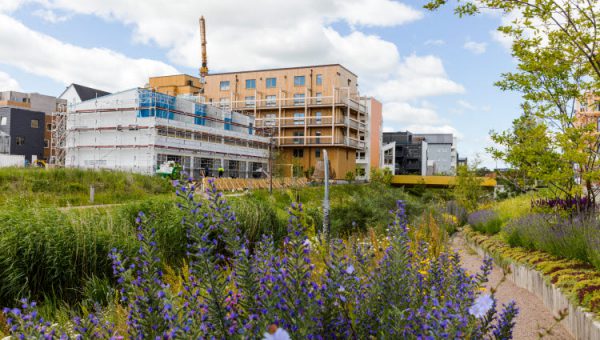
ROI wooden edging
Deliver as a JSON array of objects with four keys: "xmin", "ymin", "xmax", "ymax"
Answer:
[{"xmin": 464, "ymin": 232, "xmax": 600, "ymax": 340}]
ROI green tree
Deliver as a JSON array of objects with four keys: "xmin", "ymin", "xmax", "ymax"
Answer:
[
  {"xmin": 453, "ymin": 164, "xmax": 484, "ymax": 212},
  {"xmin": 426, "ymin": 0, "xmax": 600, "ymax": 206}
]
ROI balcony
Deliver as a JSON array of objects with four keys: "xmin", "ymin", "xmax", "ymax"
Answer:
[
  {"xmin": 277, "ymin": 135, "xmax": 365, "ymax": 149},
  {"xmin": 219, "ymin": 93, "xmax": 367, "ymax": 113},
  {"xmin": 254, "ymin": 115, "xmax": 364, "ymax": 130}
]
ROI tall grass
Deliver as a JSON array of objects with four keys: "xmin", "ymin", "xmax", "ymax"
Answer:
[
  {"xmin": 0, "ymin": 167, "xmax": 172, "ymax": 206},
  {"xmin": 0, "ymin": 182, "xmax": 443, "ymax": 311}
]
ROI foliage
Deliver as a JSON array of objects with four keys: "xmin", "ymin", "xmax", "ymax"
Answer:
[
  {"xmin": 369, "ymin": 167, "xmax": 393, "ymax": 185},
  {"xmin": 468, "ymin": 209, "xmax": 503, "ymax": 235},
  {"xmin": 344, "ymin": 170, "xmax": 355, "ymax": 183},
  {"xmin": 0, "ymin": 167, "xmax": 172, "ymax": 207},
  {"xmin": 453, "ymin": 164, "xmax": 484, "ymax": 213},
  {"xmin": 465, "ymin": 226, "xmax": 600, "ymax": 315},
  {"xmin": 1, "ymin": 181, "xmax": 519, "ymax": 339},
  {"xmin": 426, "ymin": 0, "xmax": 600, "ymax": 205},
  {"xmin": 531, "ymin": 196, "xmax": 592, "ymax": 214},
  {"xmin": 504, "ymin": 212, "xmax": 600, "ymax": 269}
]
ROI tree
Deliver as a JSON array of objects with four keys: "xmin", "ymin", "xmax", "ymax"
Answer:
[
  {"xmin": 453, "ymin": 164, "xmax": 484, "ymax": 212},
  {"xmin": 426, "ymin": 0, "xmax": 600, "ymax": 206}
]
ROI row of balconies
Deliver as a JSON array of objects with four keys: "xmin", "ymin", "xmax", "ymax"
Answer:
[
  {"xmin": 254, "ymin": 116, "xmax": 365, "ymax": 131},
  {"xmin": 212, "ymin": 95, "xmax": 367, "ymax": 113},
  {"xmin": 277, "ymin": 135, "xmax": 365, "ymax": 149}
]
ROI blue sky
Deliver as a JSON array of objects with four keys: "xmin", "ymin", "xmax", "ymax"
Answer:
[{"xmin": 0, "ymin": 0, "xmax": 522, "ymax": 168}]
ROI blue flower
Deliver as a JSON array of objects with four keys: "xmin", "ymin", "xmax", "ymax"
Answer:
[{"xmin": 469, "ymin": 294, "xmax": 494, "ymax": 318}]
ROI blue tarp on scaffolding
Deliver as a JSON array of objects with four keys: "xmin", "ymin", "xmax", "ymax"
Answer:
[{"xmin": 138, "ymin": 90, "xmax": 175, "ymax": 119}]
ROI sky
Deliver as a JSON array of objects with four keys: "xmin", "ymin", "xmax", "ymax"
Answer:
[{"xmin": 0, "ymin": 0, "xmax": 523, "ymax": 168}]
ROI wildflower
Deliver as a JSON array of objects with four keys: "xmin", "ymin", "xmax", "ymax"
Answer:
[
  {"xmin": 263, "ymin": 324, "xmax": 291, "ymax": 340},
  {"xmin": 469, "ymin": 294, "xmax": 494, "ymax": 318},
  {"xmin": 345, "ymin": 264, "xmax": 355, "ymax": 275}
]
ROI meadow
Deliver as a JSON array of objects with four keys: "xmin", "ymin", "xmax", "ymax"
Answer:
[{"xmin": 0, "ymin": 173, "xmax": 517, "ymax": 339}]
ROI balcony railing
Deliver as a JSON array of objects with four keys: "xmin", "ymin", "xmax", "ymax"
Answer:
[
  {"xmin": 277, "ymin": 135, "xmax": 365, "ymax": 149},
  {"xmin": 214, "ymin": 93, "xmax": 367, "ymax": 113},
  {"xmin": 254, "ymin": 115, "xmax": 363, "ymax": 130}
]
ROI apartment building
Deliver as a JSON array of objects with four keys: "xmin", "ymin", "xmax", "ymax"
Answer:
[
  {"xmin": 356, "ymin": 97, "xmax": 382, "ymax": 178},
  {"xmin": 382, "ymin": 131, "xmax": 458, "ymax": 176},
  {"xmin": 199, "ymin": 64, "xmax": 367, "ymax": 179},
  {"xmin": 0, "ymin": 91, "xmax": 67, "ymax": 161},
  {"xmin": 0, "ymin": 107, "xmax": 45, "ymax": 162},
  {"xmin": 66, "ymin": 88, "xmax": 269, "ymax": 177},
  {"xmin": 413, "ymin": 133, "xmax": 457, "ymax": 175}
]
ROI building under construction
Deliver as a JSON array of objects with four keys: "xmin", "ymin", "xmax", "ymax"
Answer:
[{"xmin": 65, "ymin": 88, "xmax": 270, "ymax": 177}]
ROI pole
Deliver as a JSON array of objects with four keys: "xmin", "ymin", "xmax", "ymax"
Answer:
[
  {"xmin": 269, "ymin": 135, "xmax": 273, "ymax": 195},
  {"xmin": 323, "ymin": 149, "xmax": 330, "ymax": 239}
]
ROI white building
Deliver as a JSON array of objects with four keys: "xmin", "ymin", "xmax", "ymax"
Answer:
[{"xmin": 66, "ymin": 88, "xmax": 270, "ymax": 177}]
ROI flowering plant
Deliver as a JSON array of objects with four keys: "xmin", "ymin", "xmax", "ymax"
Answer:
[{"xmin": 2, "ymin": 178, "xmax": 518, "ymax": 339}]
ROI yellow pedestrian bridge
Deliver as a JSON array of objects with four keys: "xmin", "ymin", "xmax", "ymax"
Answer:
[{"xmin": 391, "ymin": 175, "xmax": 497, "ymax": 187}]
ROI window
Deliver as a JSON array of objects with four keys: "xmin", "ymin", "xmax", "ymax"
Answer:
[
  {"xmin": 316, "ymin": 74, "xmax": 323, "ymax": 85},
  {"xmin": 0, "ymin": 117, "xmax": 6, "ymax": 126},
  {"xmin": 265, "ymin": 113, "xmax": 276, "ymax": 127},
  {"xmin": 46, "ymin": 123, "xmax": 53, "ymax": 131},
  {"xmin": 31, "ymin": 119, "xmax": 39, "ymax": 128},
  {"xmin": 293, "ymin": 112, "xmax": 305, "ymax": 125},
  {"xmin": 248, "ymin": 123, "xmax": 253, "ymax": 135},
  {"xmin": 315, "ymin": 131, "xmax": 321, "ymax": 144},
  {"xmin": 316, "ymin": 92, "xmax": 322, "ymax": 104},
  {"xmin": 15, "ymin": 136, "xmax": 25, "ymax": 145},
  {"xmin": 220, "ymin": 81, "xmax": 230, "ymax": 91},
  {"xmin": 315, "ymin": 149, "xmax": 321, "ymax": 158},
  {"xmin": 293, "ymin": 131, "xmax": 304, "ymax": 144},
  {"xmin": 266, "ymin": 77, "xmax": 277, "ymax": 88},
  {"xmin": 294, "ymin": 76, "xmax": 305, "ymax": 86},
  {"xmin": 315, "ymin": 111, "xmax": 322, "ymax": 124},
  {"xmin": 266, "ymin": 95, "xmax": 276, "ymax": 107},
  {"xmin": 597, "ymin": 117, "xmax": 600, "ymax": 132},
  {"xmin": 219, "ymin": 97, "xmax": 230, "ymax": 109},
  {"xmin": 44, "ymin": 139, "xmax": 49, "ymax": 148},
  {"xmin": 245, "ymin": 96, "xmax": 255, "ymax": 107},
  {"xmin": 294, "ymin": 93, "xmax": 305, "ymax": 106},
  {"xmin": 246, "ymin": 79, "xmax": 256, "ymax": 89},
  {"xmin": 293, "ymin": 149, "xmax": 304, "ymax": 158}
]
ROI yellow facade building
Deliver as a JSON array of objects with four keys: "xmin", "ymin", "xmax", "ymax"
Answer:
[
  {"xmin": 202, "ymin": 64, "xmax": 368, "ymax": 179},
  {"xmin": 148, "ymin": 74, "xmax": 203, "ymax": 97}
]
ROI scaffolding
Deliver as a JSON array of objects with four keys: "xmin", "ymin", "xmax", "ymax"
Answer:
[{"xmin": 50, "ymin": 102, "xmax": 68, "ymax": 166}]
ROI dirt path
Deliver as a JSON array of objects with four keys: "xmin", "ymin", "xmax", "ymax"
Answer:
[{"xmin": 451, "ymin": 233, "xmax": 572, "ymax": 339}]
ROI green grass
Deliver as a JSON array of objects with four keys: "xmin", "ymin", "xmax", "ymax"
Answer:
[{"xmin": 0, "ymin": 167, "xmax": 172, "ymax": 207}]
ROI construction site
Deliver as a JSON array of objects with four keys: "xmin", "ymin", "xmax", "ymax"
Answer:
[{"xmin": 0, "ymin": 16, "xmax": 382, "ymax": 185}]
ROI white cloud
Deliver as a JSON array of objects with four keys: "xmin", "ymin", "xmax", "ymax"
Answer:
[
  {"xmin": 0, "ymin": 13, "xmax": 178, "ymax": 92},
  {"xmin": 424, "ymin": 39, "xmax": 445, "ymax": 46},
  {"xmin": 0, "ymin": 0, "xmax": 25, "ymax": 13},
  {"xmin": 2, "ymin": 0, "xmax": 464, "ymax": 139},
  {"xmin": 404, "ymin": 124, "xmax": 463, "ymax": 139},
  {"xmin": 33, "ymin": 9, "xmax": 70, "ymax": 23},
  {"xmin": 457, "ymin": 99, "xmax": 476, "ymax": 110},
  {"xmin": 464, "ymin": 40, "xmax": 487, "ymax": 54},
  {"xmin": 334, "ymin": 0, "xmax": 423, "ymax": 27},
  {"xmin": 373, "ymin": 54, "xmax": 465, "ymax": 102},
  {"xmin": 0, "ymin": 71, "xmax": 21, "ymax": 91}
]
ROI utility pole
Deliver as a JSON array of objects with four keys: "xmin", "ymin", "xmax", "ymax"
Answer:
[{"xmin": 323, "ymin": 149, "xmax": 330, "ymax": 238}]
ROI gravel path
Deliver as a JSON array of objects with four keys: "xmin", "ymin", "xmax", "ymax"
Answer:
[{"xmin": 451, "ymin": 233, "xmax": 572, "ymax": 339}]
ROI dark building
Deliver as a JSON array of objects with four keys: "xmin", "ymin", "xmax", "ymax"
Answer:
[
  {"xmin": 382, "ymin": 131, "xmax": 426, "ymax": 175},
  {"xmin": 0, "ymin": 107, "xmax": 46, "ymax": 162}
]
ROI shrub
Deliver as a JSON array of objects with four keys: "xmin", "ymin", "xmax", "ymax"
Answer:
[
  {"xmin": 344, "ymin": 170, "xmax": 356, "ymax": 183},
  {"xmin": 1, "ymin": 181, "xmax": 519, "ymax": 339},
  {"xmin": 468, "ymin": 209, "xmax": 503, "ymax": 235},
  {"xmin": 504, "ymin": 213, "xmax": 600, "ymax": 269}
]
